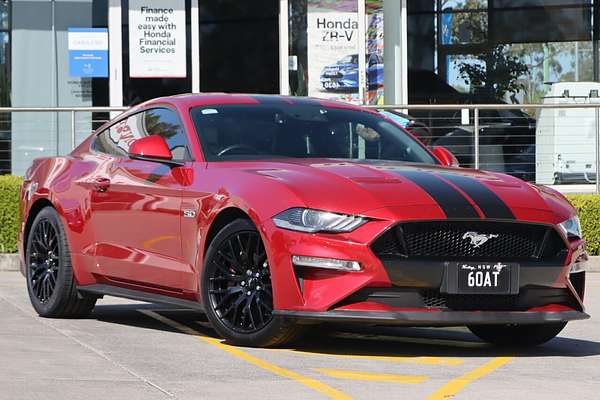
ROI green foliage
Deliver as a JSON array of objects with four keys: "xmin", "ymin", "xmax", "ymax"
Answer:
[
  {"xmin": 0, "ymin": 176, "xmax": 23, "ymax": 253},
  {"xmin": 458, "ymin": 45, "xmax": 529, "ymax": 103},
  {"xmin": 566, "ymin": 194, "xmax": 600, "ymax": 256}
]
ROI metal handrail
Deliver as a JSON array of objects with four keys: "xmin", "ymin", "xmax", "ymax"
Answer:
[
  {"xmin": 0, "ymin": 103, "xmax": 600, "ymax": 193},
  {"xmin": 366, "ymin": 103, "xmax": 600, "ymax": 110},
  {"xmin": 0, "ymin": 107, "xmax": 129, "ymax": 150},
  {"xmin": 0, "ymin": 107, "xmax": 128, "ymax": 112}
]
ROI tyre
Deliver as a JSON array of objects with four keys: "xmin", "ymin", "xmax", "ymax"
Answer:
[
  {"xmin": 26, "ymin": 207, "xmax": 96, "ymax": 318},
  {"xmin": 202, "ymin": 218, "xmax": 300, "ymax": 347},
  {"xmin": 468, "ymin": 322, "xmax": 567, "ymax": 347}
]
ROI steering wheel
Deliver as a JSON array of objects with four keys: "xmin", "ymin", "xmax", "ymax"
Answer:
[{"xmin": 217, "ymin": 144, "xmax": 260, "ymax": 157}]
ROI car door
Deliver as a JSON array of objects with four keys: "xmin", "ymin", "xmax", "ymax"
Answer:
[{"xmin": 89, "ymin": 107, "xmax": 192, "ymax": 291}]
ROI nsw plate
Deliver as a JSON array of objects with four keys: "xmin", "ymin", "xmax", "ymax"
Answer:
[{"xmin": 452, "ymin": 262, "xmax": 518, "ymax": 294}]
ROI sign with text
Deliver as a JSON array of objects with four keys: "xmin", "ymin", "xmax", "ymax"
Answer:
[
  {"xmin": 68, "ymin": 28, "xmax": 109, "ymax": 78},
  {"xmin": 128, "ymin": 0, "xmax": 186, "ymax": 78},
  {"xmin": 307, "ymin": 12, "xmax": 360, "ymax": 104}
]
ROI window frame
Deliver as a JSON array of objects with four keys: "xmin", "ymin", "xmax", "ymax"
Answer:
[{"xmin": 90, "ymin": 104, "xmax": 194, "ymax": 162}]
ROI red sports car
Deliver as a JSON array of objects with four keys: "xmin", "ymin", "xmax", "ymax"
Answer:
[{"xmin": 19, "ymin": 94, "xmax": 589, "ymax": 347}]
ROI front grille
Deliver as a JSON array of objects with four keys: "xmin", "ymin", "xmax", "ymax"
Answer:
[
  {"xmin": 372, "ymin": 220, "xmax": 567, "ymax": 262},
  {"xmin": 421, "ymin": 290, "xmax": 518, "ymax": 310}
]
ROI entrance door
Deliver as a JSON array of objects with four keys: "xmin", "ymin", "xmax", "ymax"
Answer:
[{"xmin": 198, "ymin": 0, "xmax": 279, "ymax": 93}]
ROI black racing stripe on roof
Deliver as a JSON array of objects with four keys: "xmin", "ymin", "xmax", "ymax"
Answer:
[
  {"xmin": 440, "ymin": 173, "xmax": 515, "ymax": 220},
  {"xmin": 393, "ymin": 170, "xmax": 480, "ymax": 219}
]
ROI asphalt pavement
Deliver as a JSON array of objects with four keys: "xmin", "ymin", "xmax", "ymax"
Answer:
[{"xmin": 1, "ymin": 270, "xmax": 599, "ymax": 400}]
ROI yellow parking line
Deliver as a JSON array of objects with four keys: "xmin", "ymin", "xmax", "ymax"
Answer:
[
  {"xmin": 139, "ymin": 310, "xmax": 352, "ymax": 400},
  {"xmin": 427, "ymin": 356, "xmax": 514, "ymax": 400},
  {"xmin": 314, "ymin": 368, "xmax": 428, "ymax": 384},
  {"xmin": 274, "ymin": 348, "xmax": 463, "ymax": 366}
]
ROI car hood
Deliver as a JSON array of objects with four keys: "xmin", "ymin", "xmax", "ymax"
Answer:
[{"xmin": 242, "ymin": 159, "xmax": 573, "ymax": 224}]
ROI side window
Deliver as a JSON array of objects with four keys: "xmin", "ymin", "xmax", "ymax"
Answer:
[
  {"xmin": 142, "ymin": 108, "xmax": 191, "ymax": 161},
  {"xmin": 92, "ymin": 108, "xmax": 191, "ymax": 161},
  {"xmin": 92, "ymin": 116, "xmax": 142, "ymax": 157}
]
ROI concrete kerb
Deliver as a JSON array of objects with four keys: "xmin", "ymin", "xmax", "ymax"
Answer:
[{"xmin": 0, "ymin": 254, "xmax": 20, "ymax": 272}]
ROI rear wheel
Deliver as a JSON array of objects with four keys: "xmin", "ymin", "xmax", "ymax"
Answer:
[
  {"xmin": 468, "ymin": 322, "xmax": 567, "ymax": 347},
  {"xmin": 26, "ymin": 207, "xmax": 96, "ymax": 318},
  {"xmin": 202, "ymin": 218, "xmax": 300, "ymax": 347}
]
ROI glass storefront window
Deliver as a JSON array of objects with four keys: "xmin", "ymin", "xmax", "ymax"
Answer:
[
  {"xmin": 407, "ymin": 1, "xmax": 596, "ymax": 183},
  {"xmin": 0, "ymin": 0, "xmax": 8, "ymax": 30},
  {"xmin": 289, "ymin": 0, "xmax": 385, "ymax": 104},
  {"xmin": 0, "ymin": 0, "xmax": 9, "ymax": 175},
  {"xmin": 441, "ymin": 11, "xmax": 487, "ymax": 44},
  {"xmin": 122, "ymin": 0, "xmax": 192, "ymax": 106},
  {"xmin": 289, "ymin": 0, "xmax": 361, "ymax": 103},
  {"xmin": 441, "ymin": 0, "xmax": 487, "ymax": 11},
  {"xmin": 199, "ymin": 0, "xmax": 279, "ymax": 94}
]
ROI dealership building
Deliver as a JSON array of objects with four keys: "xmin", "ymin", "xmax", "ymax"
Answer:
[{"xmin": 0, "ymin": 0, "xmax": 599, "ymax": 176}]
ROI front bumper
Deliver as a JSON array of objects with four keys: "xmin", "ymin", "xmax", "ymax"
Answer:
[
  {"xmin": 262, "ymin": 208, "xmax": 587, "ymax": 318},
  {"xmin": 275, "ymin": 307, "xmax": 590, "ymax": 326}
]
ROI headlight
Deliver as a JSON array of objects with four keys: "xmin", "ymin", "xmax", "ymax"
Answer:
[
  {"xmin": 273, "ymin": 208, "xmax": 367, "ymax": 233},
  {"xmin": 559, "ymin": 216, "xmax": 582, "ymax": 240}
]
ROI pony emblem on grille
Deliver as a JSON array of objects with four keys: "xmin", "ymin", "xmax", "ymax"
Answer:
[{"xmin": 462, "ymin": 232, "xmax": 499, "ymax": 248}]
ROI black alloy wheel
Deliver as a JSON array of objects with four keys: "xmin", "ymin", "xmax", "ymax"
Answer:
[
  {"xmin": 203, "ymin": 218, "xmax": 300, "ymax": 347},
  {"xmin": 208, "ymin": 229, "xmax": 273, "ymax": 333},
  {"xmin": 26, "ymin": 207, "xmax": 96, "ymax": 318},
  {"xmin": 28, "ymin": 218, "xmax": 60, "ymax": 303}
]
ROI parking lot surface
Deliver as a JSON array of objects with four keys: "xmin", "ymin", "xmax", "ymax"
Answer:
[{"xmin": 1, "ymin": 270, "xmax": 599, "ymax": 400}]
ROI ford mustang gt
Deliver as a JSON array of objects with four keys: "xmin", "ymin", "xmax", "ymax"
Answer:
[{"xmin": 19, "ymin": 94, "xmax": 588, "ymax": 347}]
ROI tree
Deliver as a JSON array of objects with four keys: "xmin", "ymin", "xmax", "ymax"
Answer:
[{"xmin": 458, "ymin": 44, "xmax": 529, "ymax": 102}]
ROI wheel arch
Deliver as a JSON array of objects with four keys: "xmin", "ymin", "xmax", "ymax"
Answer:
[
  {"xmin": 204, "ymin": 207, "xmax": 252, "ymax": 255},
  {"xmin": 23, "ymin": 198, "xmax": 55, "ymax": 255}
]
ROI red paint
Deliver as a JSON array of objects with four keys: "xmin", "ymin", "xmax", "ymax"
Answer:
[
  {"xmin": 432, "ymin": 146, "xmax": 459, "ymax": 167},
  {"xmin": 129, "ymin": 135, "xmax": 173, "ymax": 160},
  {"xmin": 17, "ymin": 94, "xmax": 586, "ymax": 316}
]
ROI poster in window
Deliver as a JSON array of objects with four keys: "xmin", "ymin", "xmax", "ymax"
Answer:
[
  {"xmin": 307, "ymin": 9, "xmax": 361, "ymax": 104},
  {"xmin": 129, "ymin": 0, "xmax": 186, "ymax": 78}
]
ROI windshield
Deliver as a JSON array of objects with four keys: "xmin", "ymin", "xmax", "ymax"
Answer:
[{"xmin": 191, "ymin": 104, "xmax": 437, "ymax": 164}]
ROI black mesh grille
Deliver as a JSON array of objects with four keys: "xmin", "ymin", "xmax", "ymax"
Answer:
[
  {"xmin": 372, "ymin": 221, "xmax": 566, "ymax": 262},
  {"xmin": 421, "ymin": 290, "xmax": 448, "ymax": 308}
]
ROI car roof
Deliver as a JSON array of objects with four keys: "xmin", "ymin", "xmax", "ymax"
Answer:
[{"xmin": 138, "ymin": 93, "xmax": 374, "ymax": 113}]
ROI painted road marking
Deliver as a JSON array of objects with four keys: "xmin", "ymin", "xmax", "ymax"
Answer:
[
  {"xmin": 273, "ymin": 348, "xmax": 463, "ymax": 366},
  {"xmin": 314, "ymin": 368, "xmax": 428, "ymax": 384},
  {"xmin": 189, "ymin": 320, "xmax": 464, "ymax": 366},
  {"xmin": 427, "ymin": 356, "xmax": 514, "ymax": 400},
  {"xmin": 139, "ymin": 310, "xmax": 352, "ymax": 400}
]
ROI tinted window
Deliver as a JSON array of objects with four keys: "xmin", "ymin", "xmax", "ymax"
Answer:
[
  {"xmin": 92, "ymin": 108, "xmax": 191, "ymax": 160},
  {"xmin": 142, "ymin": 108, "xmax": 191, "ymax": 160},
  {"xmin": 191, "ymin": 104, "xmax": 437, "ymax": 164},
  {"xmin": 92, "ymin": 119, "xmax": 140, "ymax": 157}
]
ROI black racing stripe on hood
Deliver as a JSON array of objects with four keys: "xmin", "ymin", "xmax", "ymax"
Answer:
[
  {"xmin": 394, "ymin": 170, "xmax": 480, "ymax": 219},
  {"xmin": 440, "ymin": 173, "xmax": 515, "ymax": 220}
]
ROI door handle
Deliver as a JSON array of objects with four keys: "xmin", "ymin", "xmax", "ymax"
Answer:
[{"xmin": 94, "ymin": 177, "xmax": 111, "ymax": 192}]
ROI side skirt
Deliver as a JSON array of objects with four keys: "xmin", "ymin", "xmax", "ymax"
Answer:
[{"xmin": 79, "ymin": 284, "xmax": 205, "ymax": 312}]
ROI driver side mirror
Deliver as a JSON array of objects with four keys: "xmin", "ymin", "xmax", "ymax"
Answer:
[
  {"xmin": 128, "ymin": 136, "xmax": 183, "ymax": 167},
  {"xmin": 432, "ymin": 146, "xmax": 459, "ymax": 168}
]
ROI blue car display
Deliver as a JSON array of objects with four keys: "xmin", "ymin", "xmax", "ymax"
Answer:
[{"xmin": 320, "ymin": 54, "xmax": 384, "ymax": 92}]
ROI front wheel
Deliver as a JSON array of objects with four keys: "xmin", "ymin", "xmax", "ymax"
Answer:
[
  {"xmin": 202, "ymin": 218, "xmax": 301, "ymax": 347},
  {"xmin": 468, "ymin": 322, "xmax": 567, "ymax": 347}
]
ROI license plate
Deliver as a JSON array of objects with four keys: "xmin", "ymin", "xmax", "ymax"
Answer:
[{"xmin": 450, "ymin": 262, "xmax": 518, "ymax": 294}]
